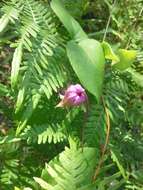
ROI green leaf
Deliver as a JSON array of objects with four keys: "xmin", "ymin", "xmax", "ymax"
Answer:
[
  {"xmin": 50, "ymin": 0, "xmax": 87, "ymax": 41},
  {"xmin": 0, "ymin": 83, "xmax": 8, "ymax": 96},
  {"xmin": 0, "ymin": 135, "xmax": 21, "ymax": 145},
  {"xmin": 127, "ymin": 68, "xmax": 143, "ymax": 87},
  {"xmin": 0, "ymin": 5, "xmax": 19, "ymax": 33},
  {"xmin": 102, "ymin": 41, "xmax": 119, "ymax": 64},
  {"xmin": 0, "ymin": 14, "xmax": 10, "ymax": 33},
  {"xmin": 16, "ymin": 93, "xmax": 41, "ymax": 135},
  {"xmin": 11, "ymin": 44, "xmax": 23, "ymax": 88},
  {"xmin": 34, "ymin": 177, "xmax": 52, "ymax": 190},
  {"xmin": 39, "ymin": 146, "xmax": 98, "ymax": 190},
  {"xmin": 14, "ymin": 187, "xmax": 21, "ymax": 190},
  {"xmin": 108, "ymin": 179, "xmax": 126, "ymax": 190},
  {"xmin": 66, "ymin": 39, "xmax": 105, "ymax": 101},
  {"xmin": 111, "ymin": 150, "xmax": 127, "ymax": 180},
  {"xmin": 15, "ymin": 70, "xmax": 31, "ymax": 113},
  {"xmin": 103, "ymin": 172, "xmax": 121, "ymax": 184},
  {"xmin": 113, "ymin": 49, "xmax": 137, "ymax": 71},
  {"xmin": 15, "ymin": 88, "xmax": 25, "ymax": 113}
]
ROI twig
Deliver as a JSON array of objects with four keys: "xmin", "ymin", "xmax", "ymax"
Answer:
[
  {"xmin": 103, "ymin": 0, "xmax": 117, "ymax": 42},
  {"xmin": 92, "ymin": 97, "xmax": 111, "ymax": 181}
]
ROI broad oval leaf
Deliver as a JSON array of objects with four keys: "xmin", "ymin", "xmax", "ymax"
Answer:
[
  {"xmin": 50, "ymin": 0, "xmax": 87, "ymax": 41},
  {"xmin": 66, "ymin": 39, "xmax": 105, "ymax": 101},
  {"xmin": 11, "ymin": 44, "xmax": 22, "ymax": 88},
  {"xmin": 113, "ymin": 49, "xmax": 137, "ymax": 71}
]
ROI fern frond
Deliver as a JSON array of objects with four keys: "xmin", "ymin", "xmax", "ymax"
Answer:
[
  {"xmin": 21, "ymin": 124, "xmax": 66, "ymax": 144},
  {"xmin": 3, "ymin": 0, "xmax": 68, "ymax": 134},
  {"xmin": 11, "ymin": 43, "xmax": 23, "ymax": 88},
  {"xmin": 0, "ymin": 141, "xmax": 20, "ymax": 187},
  {"xmin": 34, "ymin": 141, "xmax": 98, "ymax": 190},
  {"xmin": 84, "ymin": 103, "xmax": 106, "ymax": 147},
  {"xmin": 104, "ymin": 73, "xmax": 129, "ymax": 122},
  {"xmin": 20, "ymin": 108, "xmax": 81, "ymax": 144},
  {"xmin": 0, "ymin": 0, "xmax": 22, "ymax": 33}
]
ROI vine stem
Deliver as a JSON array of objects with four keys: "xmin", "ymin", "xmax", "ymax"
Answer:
[
  {"xmin": 81, "ymin": 98, "xmax": 89, "ymax": 151},
  {"xmin": 92, "ymin": 97, "xmax": 111, "ymax": 181},
  {"xmin": 103, "ymin": 0, "xmax": 117, "ymax": 42}
]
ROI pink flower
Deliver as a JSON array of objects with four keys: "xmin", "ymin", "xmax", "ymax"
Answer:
[{"xmin": 56, "ymin": 84, "xmax": 87, "ymax": 107}]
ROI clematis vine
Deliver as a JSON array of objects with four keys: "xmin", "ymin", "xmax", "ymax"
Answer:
[{"xmin": 56, "ymin": 84, "xmax": 88, "ymax": 107}]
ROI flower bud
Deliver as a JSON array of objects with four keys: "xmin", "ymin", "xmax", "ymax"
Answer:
[{"xmin": 56, "ymin": 84, "xmax": 87, "ymax": 107}]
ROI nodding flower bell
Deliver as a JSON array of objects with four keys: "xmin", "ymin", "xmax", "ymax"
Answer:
[{"xmin": 56, "ymin": 84, "xmax": 88, "ymax": 107}]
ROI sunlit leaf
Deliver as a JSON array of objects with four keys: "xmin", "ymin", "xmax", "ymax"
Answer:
[
  {"xmin": 67, "ymin": 39, "xmax": 105, "ymax": 101},
  {"xmin": 34, "ymin": 177, "xmax": 52, "ymax": 190},
  {"xmin": 113, "ymin": 49, "xmax": 137, "ymax": 71},
  {"xmin": 102, "ymin": 41, "xmax": 119, "ymax": 64},
  {"xmin": 51, "ymin": 0, "xmax": 87, "ymax": 41},
  {"xmin": 0, "ymin": 14, "xmax": 9, "ymax": 33},
  {"xmin": 11, "ymin": 44, "xmax": 23, "ymax": 88}
]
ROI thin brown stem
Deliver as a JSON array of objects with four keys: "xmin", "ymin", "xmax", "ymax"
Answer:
[
  {"xmin": 93, "ymin": 97, "xmax": 110, "ymax": 181},
  {"xmin": 103, "ymin": 0, "xmax": 117, "ymax": 42}
]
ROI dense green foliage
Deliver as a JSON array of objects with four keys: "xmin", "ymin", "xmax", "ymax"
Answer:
[{"xmin": 0, "ymin": 0, "xmax": 143, "ymax": 189}]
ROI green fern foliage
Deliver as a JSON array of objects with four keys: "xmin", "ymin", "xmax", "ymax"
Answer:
[
  {"xmin": 0, "ymin": 0, "xmax": 143, "ymax": 189},
  {"xmin": 22, "ymin": 123, "xmax": 67, "ymax": 144},
  {"xmin": 0, "ymin": 0, "xmax": 68, "ymax": 134},
  {"xmin": 34, "ymin": 139, "xmax": 98, "ymax": 190},
  {"xmin": 84, "ymin": 103, "xmax": 106, "ymax": 147},
  {"xmin": 0, "ymin": 0, "xmax": 22, "ymax": 33}
]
